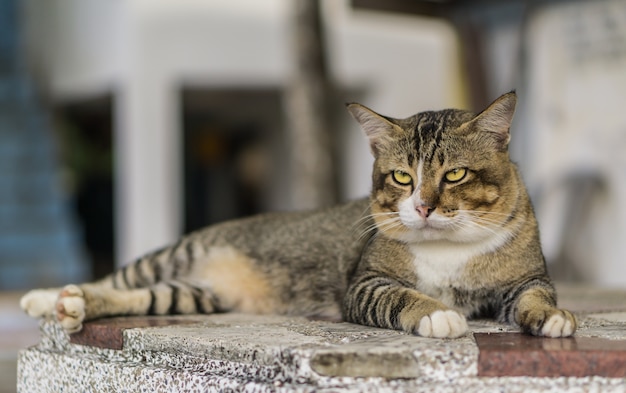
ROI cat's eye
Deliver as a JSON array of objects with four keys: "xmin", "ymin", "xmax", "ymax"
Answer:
[
  {"xmin": 392, "ymin": 170, "xmax": 412, "ymax": 185},
  {"xmin": 444, "ymin": 168, "xmax": 467, "ymax": 183}
]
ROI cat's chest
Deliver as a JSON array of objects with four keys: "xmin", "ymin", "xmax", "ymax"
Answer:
[
  {"xmin": 408, "ymin": 242, "xmax": 485, "ymax": 309},
  {"xmin": 410, "ymin": 243, "xmax": 475, "ymax": 286}
]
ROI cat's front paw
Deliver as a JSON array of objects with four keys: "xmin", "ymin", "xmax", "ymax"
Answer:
[
  {"xmin": 20, "ymin": 289, "xmax": 60, "ymax": 318},
  {"xmin": 519, "ymin": 307, "xmax": 577, "ymax": 337},
  {"xmin": 55, "ymin": 284, "xmax": 86, "ymax": 333},
  {"xmin": 541, "ymin": 312, "xmax": 576, "ymax": 337},
  {"xmin": 418, "ymin": 310, "xmax": 468, "ymax": 338}
]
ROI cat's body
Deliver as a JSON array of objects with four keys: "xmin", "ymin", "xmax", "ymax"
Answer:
[{"xmin": 21, "ymin": 92, "xmax": 576, "ymax": 338}]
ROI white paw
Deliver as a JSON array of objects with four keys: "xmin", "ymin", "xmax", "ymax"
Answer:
[
  {"xmin": 56, "ymin": 285, "xmax": 86, "ymax": 333},
  {"xmin": 418, "ymin": 310, "xmax": 468, "ymax": 338},
  {"xmin": 541, "ymin": 313, "xmax": 574, "ymax": 338},
  {"xmin": 20, "ymin": 289, "xmax": 60, "ymax": 318}
]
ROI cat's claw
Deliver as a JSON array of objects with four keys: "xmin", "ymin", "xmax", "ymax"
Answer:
[
  {"xmin": 20, "ymin": 289, "xmax": 59, "ymax": 318},
  {"xmin": 418, "ymin": 310, "xmax": 468, "ymax": 338},
  {"xmin": 541, "ymin": 312, "xmax": 575, "ymax": 338},
  {"xmin": 56, "ymin": 285, "xmax": 86, "ymax": 333}
]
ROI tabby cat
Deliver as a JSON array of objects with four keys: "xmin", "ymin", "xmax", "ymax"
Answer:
[{"xmin": 21, "ymin": 92, "xmax": 576, "ymax": 339}]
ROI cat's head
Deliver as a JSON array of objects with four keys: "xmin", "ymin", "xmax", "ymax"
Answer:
[{"xmin": 348, "ymin": 92, "xmax": 520, "ymax": 244}]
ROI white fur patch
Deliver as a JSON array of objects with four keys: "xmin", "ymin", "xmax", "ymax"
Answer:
[
  {"xmin": 418, "ymin": 310, "xmax": 468, "ymax": 338},
  {"xmin": 541, "ymin": 314, "xmax": 575, "ymax": 338},
  {"xmin": 20, "ymin": 289, "xmax": 60, "ymax": 318},
  {"xmin": 408, "ymin": 232, "xmax": 512, "ymax": 312},
  {"xmin": 414, "ymin": 160, "xmax": 425, "ymax": 203},
  {"xmin": 411, "ymin": 240, "xmax": 491, "ymax": 287}
]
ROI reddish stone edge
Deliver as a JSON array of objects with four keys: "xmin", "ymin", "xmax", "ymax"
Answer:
[
  {"xmin": 475, "ymin": 333, "xmax": 626, "ymax": 378},
  {"xmin": 69, "ymin": 316, "xmax": 202, "ymax": 350}
]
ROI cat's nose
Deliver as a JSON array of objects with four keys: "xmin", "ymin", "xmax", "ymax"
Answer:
[{"xmin": 415, "ymin": 204, "xmax": 434, "ymax": 219}]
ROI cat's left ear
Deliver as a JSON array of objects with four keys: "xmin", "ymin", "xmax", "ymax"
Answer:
[
  {"xmin": 469, "ymin": 91, "xmax": 517, "ymax": 150},
  {"xmin": 346, "ymin": 103, "xmax": 401, "ymax": 156}
]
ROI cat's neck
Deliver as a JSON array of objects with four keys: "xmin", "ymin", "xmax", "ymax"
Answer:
[{"xmin": 408, "ymin": 228, "xmax": 514, "ymax": 261}]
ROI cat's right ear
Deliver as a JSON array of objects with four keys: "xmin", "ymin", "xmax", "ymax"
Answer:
[
  {"xmin": 346, "ymin": 103, "xmax": 399, "ymax": 156},
  {"xmin": 469, "ymin": 92, "xmax": 517, "ymax": 150}
]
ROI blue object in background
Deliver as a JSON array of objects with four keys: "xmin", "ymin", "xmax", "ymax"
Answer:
[{"xmin": 0, "ymin": 0, "xmax": 90, "ymax": 289}]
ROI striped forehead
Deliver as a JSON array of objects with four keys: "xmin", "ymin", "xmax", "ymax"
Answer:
[{"xmin": 410, "ymin": 109, "xmax": 468, "ymax": 165}]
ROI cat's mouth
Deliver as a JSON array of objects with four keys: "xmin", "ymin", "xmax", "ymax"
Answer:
[
  {"xmin": 410, "ymin": 218, "xmax": 452, "ymax": 234},
  {"xmin": 398, "ymin": 209, "xmax": 452, "ymax": 231},
  {"xmin": 391, "ymin": 216, "xmax": 455, "ymax": 243},
  {"xmin": 405, "ymin": 218, "xmax": 443, "ymax": 230},
  {"xmin": 397, "ymin": 212, "xmax": 508, "ymax": 244}
]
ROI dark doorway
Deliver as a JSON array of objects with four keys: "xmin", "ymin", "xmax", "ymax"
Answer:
[
  {"xmin": 182, "ymin": 88, "xmax": 285, "ymax": 232},
  {"xmin": 54, "ymin": 95, "xmax": 115, "ymax": 280}
]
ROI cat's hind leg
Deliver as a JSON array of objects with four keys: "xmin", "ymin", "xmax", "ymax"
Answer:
[
  {"xmin": 56, "ymin": 280, "xmax": 219, "ymax": 332},
  {"xmin": 54, "ymin": 283, "xmax": 156, "ymax": 332},
  {"xmin": 23, "ymin": 280, "xmax": 220, "ymax": 333},
  {"xmin": 21, "ymin": 245, "xmax": 280, "ymax": 333}
]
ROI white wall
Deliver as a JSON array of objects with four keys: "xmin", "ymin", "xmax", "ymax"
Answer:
[
  {"xmin": 23, "ymin": 0, "xmax": 463, "ymax": 265},
  {"xmin": 523, "ymin": 0, "xmax": 626, "ymax": 288}
]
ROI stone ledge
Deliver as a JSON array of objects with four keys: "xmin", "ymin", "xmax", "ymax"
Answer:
[
  {"xmin": 69, "ymin": 316, "xmax": 204, "ymax": 350},
  {"xmin": 17, "ymin": 309, "xmax": 626, "ymax": 392}
]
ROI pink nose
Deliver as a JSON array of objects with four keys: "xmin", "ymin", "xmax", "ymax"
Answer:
[{"xmin": 416, "ymin": 205, "xmax": 434, "ymax": 219}]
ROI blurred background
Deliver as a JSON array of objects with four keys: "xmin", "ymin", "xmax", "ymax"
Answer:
[{"xmin": 0, "ymin": 0, "xmax": 625, "ymax": 390}]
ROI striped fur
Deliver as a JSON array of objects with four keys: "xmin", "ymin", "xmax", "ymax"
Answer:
[{"xmin": 21, "ymin": 92, "xmax": 576, "ymax": 338}]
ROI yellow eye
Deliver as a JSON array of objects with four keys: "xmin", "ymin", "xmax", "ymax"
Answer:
[
  {"xmin": 444, "ymin": 168, "xmax": 467, "ymax": 183},
  {"xmin": 392, "ymin": 170, "xmax": 412, "ymax": 185}
]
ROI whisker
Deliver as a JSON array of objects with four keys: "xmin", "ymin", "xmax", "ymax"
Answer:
[
  {"xmin": 351, "ymin": 211, "xmax": 398, "ymax": 230},
  {"xmin": 356, "ymin": 215, "xmax": 402, "ymax": 241},
  {"xmin": 356, "ymin": 220, "xmax": 382, "ymax": 240},
  {"xmin": 457, "ymin": 210, "xmax": 511, "ymax": 218},
  {"xmin": 353, "ymin": 200, "xmax": 376, "ymax": 224},
  {"xmin": 352, "ymin": 211, "xmax": 398, "ymax": 226},
  {"xmin": 351, "ymin": 209, "xmax": 400, "ymax": 236},
  {"xmin": 456, "ymin": 210, "xmax": 511, "ymax": 227},
  {"xmin": 467, "ymin": 216, "xmax": 505, "ymax": 226},
  {"xmin": 378, "ymin": 216, "xmax": 405, "ymax": 230},
  {"xmin": 455, "ymin": 218, "xmax": 507, "ymax": 239}
]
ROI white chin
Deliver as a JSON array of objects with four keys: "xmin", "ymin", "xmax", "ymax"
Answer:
[{"xmin": 401, "ymin": 227, "xmax": 450, "ymax": 243}]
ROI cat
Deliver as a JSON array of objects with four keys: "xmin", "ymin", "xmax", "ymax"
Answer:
[{"xmin": 20, "ymin": 92, "xmax": 576, "ymax": 339}]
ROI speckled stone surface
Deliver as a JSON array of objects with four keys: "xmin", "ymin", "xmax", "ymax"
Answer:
[{"xmin": 17, "ymin": 309, "xmax": 626, "ymax": 392}]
